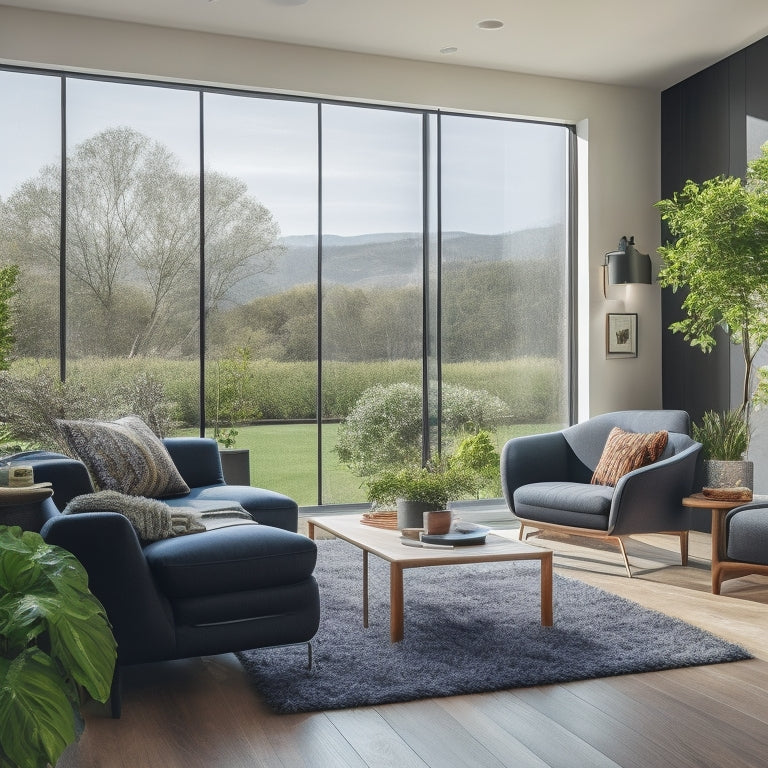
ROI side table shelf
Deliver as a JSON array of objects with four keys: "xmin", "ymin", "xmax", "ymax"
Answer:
[{"xmin": 0, "ymin": 483, "xmax": 54, "ymax": 532}]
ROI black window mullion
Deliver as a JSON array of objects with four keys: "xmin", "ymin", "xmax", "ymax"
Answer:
[
  {"xmin": 316, "ymin": 103, "xmax": 323, "ymax": 505},
  {"xmin": 59, "ymin": 76, "xmax": 67, "ymax": 381},
  {"xmin": 199, "ymin": 90, "xmax": 206, "ymax": 436}
]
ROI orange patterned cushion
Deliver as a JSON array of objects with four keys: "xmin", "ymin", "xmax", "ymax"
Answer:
[{"xmin": 590, "ymin": 427, "xmax": 669, "ymax": 487}]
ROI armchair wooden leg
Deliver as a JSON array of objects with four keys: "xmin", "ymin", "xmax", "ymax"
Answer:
[
  {"xmin": 518, "ymin": 524, "xmax": 525, "ymax": 541},
  {"xmin": 614, "ymin": 537, "xmax": 633, "ymax": 578}
]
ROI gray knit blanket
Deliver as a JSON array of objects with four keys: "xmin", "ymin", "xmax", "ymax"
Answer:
[{"xmin": 63, "ymin": 490, "xmax": 252, "ymax": 541}]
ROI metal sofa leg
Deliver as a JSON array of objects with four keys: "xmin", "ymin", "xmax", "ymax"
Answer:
[{"xmin": 614, "ymin": 537, "xmax": 633, "ymax": 578}]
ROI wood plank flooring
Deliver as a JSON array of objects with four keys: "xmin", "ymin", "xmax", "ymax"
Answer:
[{"xmin": 58, "ymin": 524, "xmax": 768, "ymax": 768}]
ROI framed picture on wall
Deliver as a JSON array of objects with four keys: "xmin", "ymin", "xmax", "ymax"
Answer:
[{"xmin": 606, "ymin": 313, "xmax": 638, "ymax": 358}]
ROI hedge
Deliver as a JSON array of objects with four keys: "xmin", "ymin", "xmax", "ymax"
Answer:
[{"xmin": 7, "ymin": 355, "xmax": 563, "ymax": 427}]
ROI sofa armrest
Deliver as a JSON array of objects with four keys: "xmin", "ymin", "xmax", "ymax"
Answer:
[
  {"xmin": 163, "ymin": 437, "xmax": 225, "ymax": 489},
  {"xmin": 40, "ymin": 512, "xmax": 176, "ymax": 663},
  {"xmin": 501, "ymin": 431, "xmax": 572, "ymax": 513},
  {"xmin": 609, "ymin": 441, "xmax": 702, "ymax": 536},
  {"xmin": 24, "ymin": 455, "xmax": 95, "ymax": 511}
]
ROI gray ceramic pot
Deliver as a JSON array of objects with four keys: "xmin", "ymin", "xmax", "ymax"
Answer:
[
  {"xmin": 219, "ymin": 448, "xmax": 251, "ymax": 485},
  {"xmin": 395, "ymin": 498, "xmax": 442, "ymax": 530}
]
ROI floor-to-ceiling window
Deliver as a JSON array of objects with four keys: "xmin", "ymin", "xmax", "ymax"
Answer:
[
  {"xmin": 320, "ymin": 104, "xmax": 426, "ymax": 503},
  {"xmin": 63, "ymin": 79, "xmax": 201, "ymax": 432},
  {"xmin": 0, "ymin": 67, "xmax": 574, "ymax": 507},
  {"xmin": 0, "ymin": 70, "xmax": 61, "ymax": 368},
  {"xmin": 203, "ymin": 93, "xmax": 319, "ymax": 504},
  {"xmin": 439, "ymin": 115, "xmax": 571, "ymax": 495}
]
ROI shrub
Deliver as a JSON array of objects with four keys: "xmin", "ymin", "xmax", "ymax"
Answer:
[
  {"xmin": 450, "ymin": 429, "xmax": 501, "ymax": 497},
  {"xmin": 335, "ymin": 382, "xmax": 424, "ymax": 476},
  {"xmin": 0, "ymin": 356, "xmax": 563, "ymax": 442},
  {"xmin": 0, "ymin": 363, "xmax": 177, "ymax": 451},
  {"xmin": 692, "ymin": 409, "xmax": 749, "ymax": 461},
  {"xmin": 335, "ymin": 382, "xmax": 509, "ymax": 477},
  {"xmin": 0, "ymin": 264, "xmax": 19, "ymax": 371},
  {"xmin": 441, "ymin": 384, "xmax": 508, "ymax": 434}
]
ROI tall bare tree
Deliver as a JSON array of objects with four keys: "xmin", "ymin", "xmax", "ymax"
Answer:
[{"xmin": 0, "ymin": 126, "xmax": 282, "ymax": 358}]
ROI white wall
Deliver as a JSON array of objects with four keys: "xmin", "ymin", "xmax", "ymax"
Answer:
[{"xmin": 0, "ymin": 6, "xmax": 662, "ymax": 420}]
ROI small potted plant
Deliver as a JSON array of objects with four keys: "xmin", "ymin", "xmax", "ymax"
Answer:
[
  {"xmin": 0, "ymin": 525, "xmax": 117, "ymax": 768},
  {"xmin": 692, "ymin": 408, "xmax": 753, "ymax": 491},
  {"xmin": 210, "ymin": 348, "xmax": 258, "ymax": 485},
  {"xmin": 364, "ymin": 432, "xmax": 500, "ymax": 530}
]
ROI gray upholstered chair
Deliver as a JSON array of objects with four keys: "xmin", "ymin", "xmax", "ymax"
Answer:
[
  {"xmin": 715, "ymin": 503, "xmax": 768, "ymax": 593},
  {"xmin": 501, "ymin": 410, "xmax": 702, "ymax": 576}
]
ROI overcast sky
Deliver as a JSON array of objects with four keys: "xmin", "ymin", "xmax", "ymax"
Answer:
[{"xmin": 0, "ymin": 69, "xmax": 568, "ymax": 238}]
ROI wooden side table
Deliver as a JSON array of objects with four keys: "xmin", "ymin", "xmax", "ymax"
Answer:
[
  {"xmin": 682, "ymin": 492, "xmax": 752, "ymax": 594},
  {"xmin": 0, "ymin": 483, "xmax": 54, "ymax": 532}
]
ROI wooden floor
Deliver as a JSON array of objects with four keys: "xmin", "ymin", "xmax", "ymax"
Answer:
[{"xmin": 59, "ymin": 522, "xmax": 768, "ymax": 768}]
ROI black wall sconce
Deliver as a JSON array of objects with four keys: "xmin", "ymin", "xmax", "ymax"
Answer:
[{"xmin": 602, "ymin": 235, "xmax": 652, "ymax": 298}]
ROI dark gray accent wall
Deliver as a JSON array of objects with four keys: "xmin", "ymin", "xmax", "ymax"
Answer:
[
  {"xmin": 661, "ymin": 36, "xmax": 768, "ymax": 520},
  {"xmin": 660, "ymin": 39, "xmax": 768, "ymax": 423}
]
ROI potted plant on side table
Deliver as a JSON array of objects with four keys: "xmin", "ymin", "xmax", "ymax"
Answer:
[{"xmin": 693, "ymin": 408, "xmax": 753, "ymax": 493}]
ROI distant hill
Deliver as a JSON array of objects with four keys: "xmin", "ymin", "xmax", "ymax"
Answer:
[{"xmin": 232, "ymin": 224, "xmax": 563, "ymax": 300}]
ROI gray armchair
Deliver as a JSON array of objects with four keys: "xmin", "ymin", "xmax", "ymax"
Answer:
[
  {"xmin": 501, "ymin": 410, "xmax": 702, "ymax": 576},
  {"xmin": 715, "ymin": 502, "xmax": 768, "ymax": 593}
]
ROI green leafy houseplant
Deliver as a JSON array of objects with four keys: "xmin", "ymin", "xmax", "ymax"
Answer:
[
  {"xmin": 365, "ymin": 462, "xmax": 478, "ymax": 510},
  {"xmin": 0, "ymin": 526, "xmax": 117, "ymax": 768},
  {"xmin": 656, "ymin": 143, "xmax": 768, "ymax": 417},
  {"xmin": 365, "ymin": 432, "xmax": 500, "ymax": 510},
  {"xmin": 692, "ymin": 409, "xmax": 750, "ymax": 461}
]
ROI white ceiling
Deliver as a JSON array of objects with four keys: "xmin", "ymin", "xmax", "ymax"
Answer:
[{"xmin": 5, "ymin": 0, "xmax": 768, "ymax": 89}]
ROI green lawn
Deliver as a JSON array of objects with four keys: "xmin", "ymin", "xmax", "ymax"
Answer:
[{"xmin": 180, "ymin": 422, "xmax": 561, "ymax": 507}]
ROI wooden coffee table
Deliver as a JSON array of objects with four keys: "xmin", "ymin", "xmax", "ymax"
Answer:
[{"xmin": 307, "ymin": 513, "xmax": 553, "ymax": 642}]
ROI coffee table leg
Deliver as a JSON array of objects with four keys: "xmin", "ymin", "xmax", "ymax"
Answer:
[
  {"xmin": 540, "ymin": 551, "xmax": 553, "ymax": 626},
  {"xmin": 390, "ymin": 563, "xmax": 404, "ymax": 642},
  {"xmin": 363, "ymin": 550, "xmax": 369, "ymax": 628}
]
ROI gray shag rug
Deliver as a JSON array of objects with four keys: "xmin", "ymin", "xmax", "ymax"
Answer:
[{"xmin": 236, "ymin": 538, "xmax": 752, "ymax": 713}]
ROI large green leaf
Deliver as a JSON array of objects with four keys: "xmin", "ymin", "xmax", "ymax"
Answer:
[
  {"xmin": 46, "ymin": 595, "xmax": 116, "ymax": 702},
  {"xmin": 0, "ymin": 648, "xmax": 78, "ymax": 768},
  {"xmin": 0, "ymin": 526, "xmax": 117, "ymax": 767}
]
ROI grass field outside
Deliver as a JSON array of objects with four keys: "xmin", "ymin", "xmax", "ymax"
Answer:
[{"xmin": 184, "ymin": 422, "xmax": 561, "ymax": 507}]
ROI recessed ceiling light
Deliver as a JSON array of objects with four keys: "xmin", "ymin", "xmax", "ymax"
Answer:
[
  {"xmin": 440, "ymin": 46, "xmax": 458, "ymax": 55},
  {"xmin": 477, "ymin": 19, "xmax": 504, "ymax": 30}
]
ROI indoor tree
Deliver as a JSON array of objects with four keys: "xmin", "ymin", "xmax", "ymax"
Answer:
[{"xmin": 656, "ymin": 143, "xmax": 768, "ymax": 417}]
